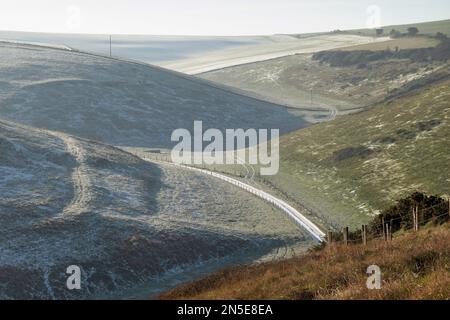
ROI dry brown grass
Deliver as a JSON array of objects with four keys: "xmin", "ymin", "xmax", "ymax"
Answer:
[{"xmin": 160, "ymin": 223, "xmax": 450, "ymax": 300}]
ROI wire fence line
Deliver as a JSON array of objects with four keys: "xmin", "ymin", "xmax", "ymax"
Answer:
[
  {"xmin": 130, "ymin": 150, "xmax": 449, "ymax": 247},
  {"xmin": 131, "ymin": 150, "xmax": 326, "ymax": 243},
  {"xmin": 327, "ymin": 202, "xmax": 450, "ymax": 245}
]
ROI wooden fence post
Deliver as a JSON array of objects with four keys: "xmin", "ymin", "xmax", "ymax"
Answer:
[
  {"xmin": 382, "ymin": 216, "xmax": 386, "ymax": 241},
  {"xmin": 361, "ymin": 225, "xmax": 367, "ymax": 245},
  {"xmin": 413, "ymin": 205, "xmax": 420, "ymax": 231},
  {"xmin": 389, "ymin": 222, "xmax": 393, "ymax": 241},
  {"xmin": 417, "ymin": 205, "xmax": 420, "ymax": 230},
  {"xmin": 385, "ymin": 223, "xmax": 391, "ymax": 242},
  {"xmin": 415, "ymin": 206, "xmax": 418, "ymax": 231},
  {"xmin": 414, "ymin": 206, "xmax": 419, "ymax": 231},
  {"xmin": 343, "ymin": 227, "xmax": 349, "ymax": 246},
  {"xmin": 327, "ymin": 231, "xmax": 333, "ymax": 244}
]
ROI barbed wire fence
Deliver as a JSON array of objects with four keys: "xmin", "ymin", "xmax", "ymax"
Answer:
[
  {"xmin": 326, "ymin": 200, "xmax": 450, "ymax": 245},
  {"xmin": 130, "ymin": 149, "xmax": 450, "ymax": 246}
]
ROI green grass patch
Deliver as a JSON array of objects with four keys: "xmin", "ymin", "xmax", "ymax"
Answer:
[{"xmin": 266, "ymin": 80, "xmax": 450, "ymax": 228}]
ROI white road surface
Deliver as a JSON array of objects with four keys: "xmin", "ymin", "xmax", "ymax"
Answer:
[{"xmin": 134, "ymin": 151, "xmax": 326, "ymax": 243}]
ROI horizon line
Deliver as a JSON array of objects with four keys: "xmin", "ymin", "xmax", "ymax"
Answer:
[{"xmin": 1, "ymin": 17, "xmax": 449, "ymax": 38}]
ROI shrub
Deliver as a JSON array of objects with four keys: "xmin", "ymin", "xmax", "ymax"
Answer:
[
  {"xmin": 407, "ymin": 27, "xmax": 419, "ymax": 36},
  {"xmin": 390, "ymin": 29, "xmax": 402, "ymax": 38},
  {"xmin": 436, "ymin": 32, "xmax": 448, "ymax": 41},
  {"xmin": 312, "ymin": 38, "xmax": 450, "ymax": 67},
  {"xmin": 369, "ymin": 192, "xmax": 449, "ymax": 236},
  {"xmin": 339, "ymin": 192, "xmax": 449, "ymax": 243}
]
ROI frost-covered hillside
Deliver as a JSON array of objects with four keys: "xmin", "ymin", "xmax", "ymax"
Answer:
[
  {"xmin": 0, "ymin": 42, "xmax": 305, "ymax": 148},
  {"xmin": 0, "ymin": 120, "xmax": 312, "ymax": 299}
]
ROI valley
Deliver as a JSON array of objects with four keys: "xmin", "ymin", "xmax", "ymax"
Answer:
[{"xmin": 0, "ymin": 17, "xmax": 449, "ymax": 300}]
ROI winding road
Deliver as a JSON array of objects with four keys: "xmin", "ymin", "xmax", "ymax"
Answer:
[{"xmin": 133, "ymin": 151, "xmax": 326, "ymax": 243}]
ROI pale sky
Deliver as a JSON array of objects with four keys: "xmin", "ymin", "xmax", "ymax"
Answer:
[{"xmin": 1, "ymin": 0, "xmax": 449, "ymax": 35}]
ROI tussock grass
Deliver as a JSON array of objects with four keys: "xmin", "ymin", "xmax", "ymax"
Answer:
[{"xmin": 160, "ymin": 222, "xmax": 450, "ymax": 300}]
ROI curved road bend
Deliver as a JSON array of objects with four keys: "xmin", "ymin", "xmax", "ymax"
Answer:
[{"xmin": 134, "ymin": 152, "xmax": 326, "ymax": 243}]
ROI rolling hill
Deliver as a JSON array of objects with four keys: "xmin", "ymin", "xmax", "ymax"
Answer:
[
  {"xmin": 1, "ymin": 21, "xmax": 448, "ymax": 300},
  {"xmin": 0, "ymin": 119, "xmax": 314, "ymax": 299},
  {"xmin": 264, "ymin": 78, "xmax": 450, "ymax": 229},
  {"xmin": 349, "ymin": 19, "xmax": 450, "ymax": 37},
  {"xmin": 200, "ymin": 40, "xmax": 448, "ymax": 122},
  {"xmin": 160, "ymin": 34, "xmax": 388, "ymax": 74},
  {"xmin": 0, "ymin": 41, "xmax": 306, "ymax": 149}
]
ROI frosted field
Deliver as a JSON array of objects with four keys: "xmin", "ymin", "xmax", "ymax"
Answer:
[
  {"xmin": 0, "ymin": 42, "xmax": 306, "ymax": 148},
  {"xmin": 0, "ymin": 31, "xmax": 388, "ymax": 74},
  {"xmin": 161, "ymin": 34, "xmax": 390, "ymax": 74},
  {"xmin": 1, "ymin": 33, "xmax": 371, "ymax": 299},
  {"xmin": 0, "ymin": 120, "xmax": 314, "ymax": 299},
  {"xmin": 0, "ymin": 30, "xmax": 271, "ymax": 64},
  {"xmin": 0, "ymin": 41, "xmax": 319, "ymax": 299}
]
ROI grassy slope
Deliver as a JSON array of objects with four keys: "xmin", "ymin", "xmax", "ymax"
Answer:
[
  {"xmin": 291, "ymin": 19, "xmax": 450, "ymax": 38},
  {"xmin": 349, "ymin": 19, "xmax": 450, "ymax": 37},
  {"xmin": 160, "ymin": 222, "xmax": 450, "ymax": 300},
  {"xmin": 201, "ymin": 36, "xmax": 447, "ymax": 120},
  {"xmin": 265, "ymin": 79, "xmax": 450, "ymax": 229},
  {"xmin": 339, "ymin": 37, "xmax": 440, "ymax": 51}
]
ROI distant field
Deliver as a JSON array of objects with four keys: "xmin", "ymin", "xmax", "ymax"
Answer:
[
  {"xmin": 339, "ymin": 36, "xmax": 440, "ymax": 51},
  {"xmin": 0, "ymin": 30, "xmax": 267, "ymax": 64},
  {"xmin": 163, "ymin": 34, "xmax": 388, "ymax": 74},
  {"xmin": 0, "ymin": 31, "xmax": 386, "ymax": 74},
  {"xmin": 200, "ymin": 48, "xmax": 447, "ymax": 118},
  {"xmin": 349, "ymin": 19, "xmax": 450, "ymax": 37}
]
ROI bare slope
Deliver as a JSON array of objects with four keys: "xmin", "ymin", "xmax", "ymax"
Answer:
[
  {"xmin": 0, "ymin": 120, "xmax": 314, "ymax": 299},
  {"xmin": 0, "ymin": 42, "xmax": 305, "ymax": 149}
]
